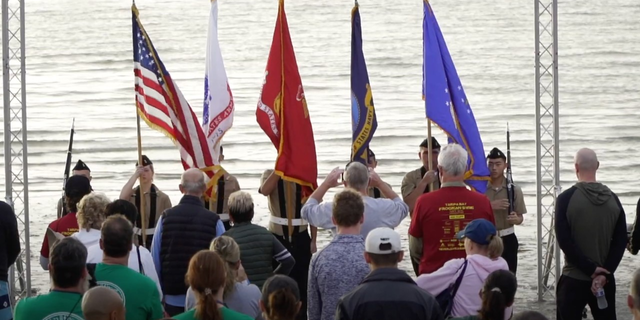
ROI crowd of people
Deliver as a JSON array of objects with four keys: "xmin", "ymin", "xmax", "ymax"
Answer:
[{"xmin": 0, "ymin": 139, "xmax": 638, "ymax": 320}]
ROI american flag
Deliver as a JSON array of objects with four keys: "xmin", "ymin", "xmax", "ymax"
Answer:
[{"xmin": 132, "ymin": 5, "xmax": 224, "ymax": 193}]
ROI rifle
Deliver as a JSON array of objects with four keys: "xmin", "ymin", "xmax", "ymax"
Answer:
[
  {"xmin": 506, "ymin": 123, "xmax": 515, "ymax": 214},
  {"xmin": 59, "ymin": 118, "xmax": 75, "ymax": 218}
]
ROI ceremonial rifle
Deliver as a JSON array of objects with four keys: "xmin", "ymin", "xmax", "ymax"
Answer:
[
  {"xmin": 506, "ymin": 123, "xmax": 515, "ymax": 213},
  {"xmin": 60, "ymin": 118, "xmax": 75, "ymax": 218}
]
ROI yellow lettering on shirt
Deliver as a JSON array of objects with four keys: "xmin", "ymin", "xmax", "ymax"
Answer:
[{"xmin": 435, "ymin": 202, "xmax": 477, "ymax": 251}]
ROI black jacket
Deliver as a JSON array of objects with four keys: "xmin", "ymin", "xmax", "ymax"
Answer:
[
  {"xmin": 335, "ymin": 268, "xmax": 443, "ymax": 320},
  {"xmin": 160, "ymin": 195, "xmax": 220, "ymax": 295},
  {"xmin": 0, "ymin": 201, "xmax": 20, "ymax": 282}
]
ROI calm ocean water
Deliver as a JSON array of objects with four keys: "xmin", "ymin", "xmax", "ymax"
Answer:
[{"xmin": 1, "ymin": 0, "xmax": 639, "ymax": 307}]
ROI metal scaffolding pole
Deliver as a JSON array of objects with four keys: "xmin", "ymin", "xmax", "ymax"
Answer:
[
  {"xmin": 2, "ymin": 0, "xmax": 31, "ymax": 302},
  {"xmin": 535, "ymin": 0, "xmax": 560, "ymax": 301}
]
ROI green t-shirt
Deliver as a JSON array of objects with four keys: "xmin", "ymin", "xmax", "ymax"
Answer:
[
  {"xmin": 94, "ymin": 263, "xmax": 163, "ymax": 320},
  {"xmin": 14, "ymin": 291, "xmax": 84, "ymax": 320},
  {"xmin": 174, "ymin": 306, "xmax": 253, "ymax": 320}
]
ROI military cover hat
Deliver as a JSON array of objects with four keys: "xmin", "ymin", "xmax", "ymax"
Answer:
[
  {"xmin": 487, "ymin": 147, "xmax": 506, "ymax": 160},
  {"xmin": 420, "ymin": 137, "xmax": 441, "ymax": 150},
  {"xmin": 73, "ymin": 159, "xmax": 90, "ymax": 172},
  {"xmin": 136, "ymin": 155, "xmax": 153, "ymax": 167}
]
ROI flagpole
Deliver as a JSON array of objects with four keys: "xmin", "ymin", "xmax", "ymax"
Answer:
[
  {"xmin": 427, "ymin": 120, "xmax": 434, "ymax": 191},
  {"xmin": 136, "ymin": 113, "xmax": 147, "ymax": 248}
]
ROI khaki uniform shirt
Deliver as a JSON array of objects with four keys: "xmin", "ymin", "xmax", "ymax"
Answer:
[
  {"xmin": 260, "ymin": 169, "xmax": 308, "ymax": 236},
  {"xmin": 128, "ymin": 186, "xmax": 172, "ymax": 229},
  {"xmin": 401, "ymin": 167, "xmax": 441, "ymax": 199},
  {"xmin": 208, "ymin": 173, "xmax": 241, "ymax": 214},
  {"xmin": 484, "ymin": 179, "xmax": 527, "ymax": 230},
  {"xmin": 367, "ymin": 183, "xmax": 392, "ymax": 199}
]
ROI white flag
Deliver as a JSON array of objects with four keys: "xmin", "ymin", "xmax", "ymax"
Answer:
[{"xmin": 202, "ymin": 0, "xmax": 234, "ymax": 163}]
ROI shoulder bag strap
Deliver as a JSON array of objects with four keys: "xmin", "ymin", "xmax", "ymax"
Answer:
[{"xmin": 449, "ymin": 260, "xmax": 469, "ymax": 298}]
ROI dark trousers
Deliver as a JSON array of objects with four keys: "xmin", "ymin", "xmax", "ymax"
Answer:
[
  {"xmin": 164, "ymin": 303, "xmax": 184, "ymax": 317},
  {"xmin": 501, "ymin": 233, "xmax": 519, "ymax": 274},
  {"xmin": 273, "ymin": 230, "xmax": 312, "ymax": 320},
  {"xmin": 556, "ymin": 275, "xmax": 617, "ymax": 320}
]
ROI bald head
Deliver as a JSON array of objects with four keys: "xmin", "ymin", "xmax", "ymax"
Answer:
[
  {"xmin": 575, "ymin": 148, "xmax": 599, "ymax": 171},
  {"xmin": 180, "ymin": 168, "xmax": 206, "ymax": 196},
  {"xmin": 82, "ymin": 286, "xmax": 125, "ymax": 320}
]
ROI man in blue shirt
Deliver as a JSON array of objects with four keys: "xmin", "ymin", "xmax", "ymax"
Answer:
[{"xmin": 151, "ymin": 168, "xmax": 225, "ymax": 316}]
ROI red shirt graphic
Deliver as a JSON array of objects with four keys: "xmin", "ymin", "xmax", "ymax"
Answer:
[{"xmin": 409, "ymin": 186, "xmax": 495, "ymax": 275}]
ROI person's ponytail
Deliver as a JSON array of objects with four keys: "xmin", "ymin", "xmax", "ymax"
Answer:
[
  {"xmin": 187, "ymin": 250, "xmax": 226, "ymax": 320},
  {"xmin": 478, "ymin": 270, "xmax": 517, "ymax": 320},
  {"xmin": 195, "ymin": 289, "xmax": 222, "ymax": 320},
  {"xmin": 266, "ymin": 288, "xmax": 299, "ymax": 320},
  {"xmin": 479, "ymin": 288, "xmax": 507, "ymax": 320},
  {"xmin": 487, "ymin": 234, "xmax": 504, "ymax": 260}
]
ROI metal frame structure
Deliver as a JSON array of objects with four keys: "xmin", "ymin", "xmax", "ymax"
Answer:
[
  {"xmin": 2, "ymin": 0, "xmax": 31, "ymax": 302},
  {"xmin": 535, "ymin": 0, "xmax": 560, "ymax": 301},
  {"xmin": 1, "ymin": 0, "xmax": 559, "ymax": 305}
]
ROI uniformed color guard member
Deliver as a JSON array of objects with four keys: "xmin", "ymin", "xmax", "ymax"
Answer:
[
  {"xmin": 365, "ymin": 149, "xmax": 391, "ymax": 199},
  {"xmin": 485, "ymin": 147, "xmax": 526, "ymax": 274},
  {"xmin": 204, "ymin": 146, "xmax": 241, "ymax": 230},
  {"xmin": 401, "ymin": 137, "xmax": 442, "ymax": 214},
  {"xmin": 119, "ymin": 155, "xmax": 172, "ymax": 249},
  {"xmin": 401, "ymin": 137, "xmax": 441, "ymax": 276},
  {"xmin": 259, "ymin": 169, "xmax": 317, "ymax": 320}
]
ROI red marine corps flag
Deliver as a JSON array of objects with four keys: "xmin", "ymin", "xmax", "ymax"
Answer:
[{"xmin": 256, "ymin": 0, "xmax": 318, "ymax": 196}]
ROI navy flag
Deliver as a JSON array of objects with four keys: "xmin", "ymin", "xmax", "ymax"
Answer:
[
  {"xmin": 350, "ymin": 2, "xmax": 378, "ymax": 164},
  {"xmin": 422, "ymin": 0, "xmax": 490, "ymax": 193}
]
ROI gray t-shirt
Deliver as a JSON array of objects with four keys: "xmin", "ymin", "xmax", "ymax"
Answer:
[{"xmin": 185, "ymin": 281, "xmax": 263, "ymax": 320}]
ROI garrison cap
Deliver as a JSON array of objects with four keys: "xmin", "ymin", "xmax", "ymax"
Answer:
[
  {"xmin": 487, "ymin": 147, "xmax": 506, "ymax": 161},
  {"xmin": 420, "ymin": 137, "xmax": 441, "ymax": 150},
  {"xmin": 73, "ymin": 159, "xmax": 90, "ymax": 172},
  {"xmin": 136, "ymin": 155, "xmax": 153, "ymax": 167}
]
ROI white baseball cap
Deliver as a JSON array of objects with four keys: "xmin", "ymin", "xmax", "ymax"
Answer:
[{"xmin": 365, "ymin": 227, "xmax": 402, "ymax": 254}]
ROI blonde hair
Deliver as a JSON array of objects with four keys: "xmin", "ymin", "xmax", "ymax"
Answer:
[
  {"xmin": 487, "ymin": 235, "xmax": 504, "ymax": 259},
  {"xmin": 77, "ymin": 193, "xmax": 109, "ymax": 231},
  {"xmin": 465, "ymin": 234, "xmax": 504, "ymax": 260},
  {"xmin": 228, "ymin": 191, "xmax": 254, "ymax": 223},
  {"xmin": 210, "ymin": 236, "xmax": 240, "ymax": 298}
]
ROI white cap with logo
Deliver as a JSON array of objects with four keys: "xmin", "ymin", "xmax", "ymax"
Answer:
[{"xmin": 365, "ymin": 227, "xmax": 402, "ymax": 254}]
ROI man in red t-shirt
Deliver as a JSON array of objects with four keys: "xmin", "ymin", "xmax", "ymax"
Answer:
[
  {"xmin": 40, "ymin": 175, "xmax": 92, "ymax": 270},
  {"xmin": 409, "ymin": 143, "xmax": 495, "ymax": 275}
]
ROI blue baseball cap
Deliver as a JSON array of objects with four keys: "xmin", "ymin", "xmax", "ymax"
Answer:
[{"xmin": 455, "ymin": 219, "xmax": 497, "ymax": 245}]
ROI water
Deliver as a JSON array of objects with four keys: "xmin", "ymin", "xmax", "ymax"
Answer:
[
  {"xmin": 1, "ymin": 0, "xmax": 640, "ymax": 312},
  {"xmin": 596, "ymin": 288, "xmax": 608, "ymax": 310}
]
